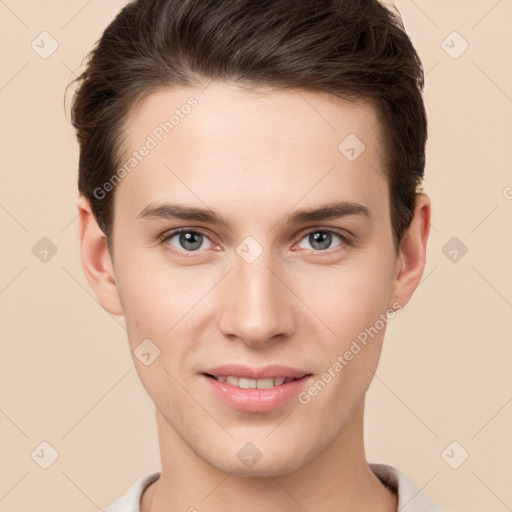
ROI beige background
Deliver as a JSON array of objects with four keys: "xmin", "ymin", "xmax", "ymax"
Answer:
[{"xmin": 1, "ymin": 1, "xmax": 511, "ymax": 511}]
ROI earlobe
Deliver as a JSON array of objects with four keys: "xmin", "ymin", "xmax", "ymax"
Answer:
[
  {"xmin": 390, "ymin": 193, "xmax": 431, "ymax": 309},
  {"xmin": 77, "ymin": 195, "xmax": 124, "ymax": 316}
]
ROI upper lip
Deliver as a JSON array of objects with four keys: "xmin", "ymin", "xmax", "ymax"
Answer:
[{"xmin": 201, "ymin": 364, "xmax": 311, "ymax": 380}]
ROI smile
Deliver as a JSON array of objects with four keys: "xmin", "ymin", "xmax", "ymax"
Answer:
[
  {"xmin": 205, "ymin": 374, "xmax": 300, "ymax": 389},
  {"xmin": 200, "ymin": 365, "xmax": 313, "ymax": 413}
]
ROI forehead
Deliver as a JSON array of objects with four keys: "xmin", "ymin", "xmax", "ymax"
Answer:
[
  {"xmin": 115, "ymin": 82, "xmax": 386, "ymax": 219},
  {"xmin": 124, "ymin": 82, "xmax": 381, "ymax": 151}
]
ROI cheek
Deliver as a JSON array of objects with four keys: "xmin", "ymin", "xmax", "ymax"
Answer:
[
  {"xmin": 114, "ymin": 256, "xmax": 172, "ymax": 345},
  {"xmin": 297, "ymin": 267, "xmax": 392, "ymax": 419},
  {"xmin": 114, "ymin": 258, "xmax": 199, "ymax": 404},
  {"xmin": 115, "ymin": 248, "xmax": 183, "ymax": 319},
  {"xmin": 115, "ymin": 254, "xmax": 217, "ymax": 369},
  {"xmin": 300, "ymin": 252, "xmax": 395, "ymax": 401},
  {"xmin": 307, "ymin": 255, "xmax": 395, "ymax": 339}
]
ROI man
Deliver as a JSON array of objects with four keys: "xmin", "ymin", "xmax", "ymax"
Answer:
[{"xmin": 71, "ymin": 0, "xmax": 452, "ymax": 510}]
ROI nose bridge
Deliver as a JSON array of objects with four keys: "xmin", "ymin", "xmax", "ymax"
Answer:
[{"xmin": 218, "ymin": 245, "xmax": 294, "ymax": 345}]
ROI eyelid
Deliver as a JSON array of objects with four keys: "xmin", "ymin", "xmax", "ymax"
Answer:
[{"xmin": 158, "ymin": 226, "xmax": 214, "ymax": 244}]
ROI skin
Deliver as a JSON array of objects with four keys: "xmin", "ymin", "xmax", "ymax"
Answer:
[{"xmin": 77, "ymin": 82, "xmax": 430, "ymax": 512}]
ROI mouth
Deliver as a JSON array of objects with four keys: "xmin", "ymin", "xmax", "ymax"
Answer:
[
  {"xmin": 200, "ymin": 365, "xmax": 313, "ymax": 412},
  {"xmin": 203, "ymin": 373, "xmax": 305, "ymax": 389}
]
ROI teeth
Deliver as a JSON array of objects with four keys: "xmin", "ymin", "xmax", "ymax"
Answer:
[
  {"xmin": 226, "ymin": 376, "xmax": 239, "ymax": 386},
  {"xmin": 238, "ymin": 377, "xmax": 257, "ymax": 389},
  {"xmin": 257, "ymin": 378, "xmax": 276, "ymax": 389},
  {"xmin": 213, "ymin": 375, "xmax": 296, "ymax": 388}
]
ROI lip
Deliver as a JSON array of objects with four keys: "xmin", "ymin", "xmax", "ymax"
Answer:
[
  {"xmin": 200, "ymin": 365, "xmax": 313, "ymax": 413},
  {"xmin": 201, "ymin": 364, "xmax": 310, "ymax": 380}
]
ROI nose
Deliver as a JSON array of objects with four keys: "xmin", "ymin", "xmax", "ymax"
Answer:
[{"xmin": 218, "ymin": 249, "xmax": 296, "ymax": 348}]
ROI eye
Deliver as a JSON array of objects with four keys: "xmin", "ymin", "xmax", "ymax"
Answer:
[
  {"xmin": 295, "ymin": 229, "xmax": 348, "ymax": 252},
  {"xmin": 160, "ymin": 228, "xmax": 214, "ymax": 253},
  {"xmin": 159, "ymin": 227, "xmax": 350, "ymax": 256}
]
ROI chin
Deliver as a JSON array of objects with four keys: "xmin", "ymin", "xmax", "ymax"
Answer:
[
  {"xmin": 202, "ymin": 438, "xmax": 313, "ymax": 478},
  {"xmin": 213, "ymin": 456, "xmax": 305, "ymax": 479}
]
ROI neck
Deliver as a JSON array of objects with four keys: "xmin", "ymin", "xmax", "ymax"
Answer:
[{"xmin": 142, "ymin": 400, "xmax": 397, "ymax": 512}]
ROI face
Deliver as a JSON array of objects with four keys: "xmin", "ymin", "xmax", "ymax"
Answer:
[{"xmin": 93, "ymin": 82, "xmax": 412, "ymax": 476}]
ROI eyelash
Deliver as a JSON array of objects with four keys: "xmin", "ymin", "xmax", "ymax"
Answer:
[{"xmin": 158, "ymin": 227, "xmax": 352, "ymax": 258}]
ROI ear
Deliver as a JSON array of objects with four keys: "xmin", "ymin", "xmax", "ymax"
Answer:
[
  {"xmin": 390, "ymin": 193, "xmax": 431, "ymax": 309},
  {"xmin": 77, "ymin": 195, "xmax": 124, "ymax": 316}
]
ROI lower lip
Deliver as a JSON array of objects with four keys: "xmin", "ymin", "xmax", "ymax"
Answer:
[{"xmin": 201, "ymin": 374, "xmax": 312, "ymax": 413}]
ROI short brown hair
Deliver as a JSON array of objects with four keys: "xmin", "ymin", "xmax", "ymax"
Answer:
[{"xmin": 70, "ymin": 0, "xmax": 427, "ymax": 251}]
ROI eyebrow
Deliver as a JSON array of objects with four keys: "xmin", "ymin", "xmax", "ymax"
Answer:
[{"xmin": 136, "ymin": 200, "xmax": 372, "ymax": 227}]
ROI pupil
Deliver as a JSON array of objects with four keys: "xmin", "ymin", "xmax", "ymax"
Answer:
[
  {"xmin": 180, "ymin": 231, "xmax": 202, "ymax": 251},
  {"xmin": 310, "ymin": 231, "xmax": 331, "ymax": 250}
]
